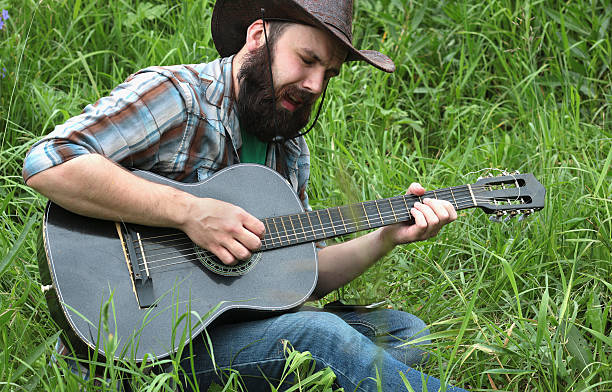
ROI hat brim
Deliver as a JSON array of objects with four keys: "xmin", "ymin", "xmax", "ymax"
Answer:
[{"xmin": 211, "ymin": 0, "xmax": 395, "ymax": 73}]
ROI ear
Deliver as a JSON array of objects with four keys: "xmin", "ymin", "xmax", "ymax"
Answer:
[{"xmin": 245, "ymin": 19, "xmax": 266, "ymax": 52}]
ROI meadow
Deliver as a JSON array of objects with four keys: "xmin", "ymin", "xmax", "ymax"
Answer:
[{"xmin": 0, "ymin": 0, "xmax": 610, "ymax": 390}]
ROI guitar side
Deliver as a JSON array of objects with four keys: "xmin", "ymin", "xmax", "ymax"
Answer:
[{"xmin": 38, "ymin": 164, "xmax": 319, "ymax": 362}]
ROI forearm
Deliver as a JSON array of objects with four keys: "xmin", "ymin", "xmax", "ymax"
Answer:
[
  {"xmin": 26, "ymin": 154, "xmax": 193, "ymax": 229},
  {"xmin": 312, "ymin": 228, "xmax": 395, "ymax": 299},
  {"xmin": 26, "ymin": 154, "xmax": 265, "ymax": 265},
  {"xmin": 312, "ymin": 187, "xmax": 458, "ymax": 299}
]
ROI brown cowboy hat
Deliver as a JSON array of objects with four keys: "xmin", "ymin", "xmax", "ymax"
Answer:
[{"xmin": 211, "ymin": 0, "xmax": 395, "ymax": 73}]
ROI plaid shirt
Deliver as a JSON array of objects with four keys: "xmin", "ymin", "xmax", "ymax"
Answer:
[{"xmin": 23, "ymin": 56, "xmax": 312, "ymax": 209}]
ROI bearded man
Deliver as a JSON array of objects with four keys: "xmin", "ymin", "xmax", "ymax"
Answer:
[{"xmin": 23, "ymin": 1, "xmax": 467, "ymax": 391}]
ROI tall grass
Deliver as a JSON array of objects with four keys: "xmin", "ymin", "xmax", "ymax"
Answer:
[{"xmin": 1, "ymin": 0, "xmax": 610, "ymax": 390}]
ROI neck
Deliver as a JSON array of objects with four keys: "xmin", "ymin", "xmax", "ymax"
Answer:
[
  {"xmin": 231, "ymin": 50, "xmax": 247, "ymax": 100},
  {"xmin": 259, "ymin": 185, "xmax": 478, "ymax": 251}
]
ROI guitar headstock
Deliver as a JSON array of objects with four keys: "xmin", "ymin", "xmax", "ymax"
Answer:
[{"xmin": 472, "ymin": 172, "xmax": 545, "ymax": 221}]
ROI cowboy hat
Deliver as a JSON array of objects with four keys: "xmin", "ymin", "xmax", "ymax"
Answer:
[{"xmin": 211, "ymin": 0, "xmax": 395, "ymax": 73}]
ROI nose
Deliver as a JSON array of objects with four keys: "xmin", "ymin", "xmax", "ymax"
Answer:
[{"xmin": 301, "ymin": 68, "xmax": 326, "ymax": 96}]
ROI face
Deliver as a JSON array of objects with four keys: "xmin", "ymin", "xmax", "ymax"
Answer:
[{"xmin": 236, "ymin": 23, "xmax": 347, "ymax": 142}]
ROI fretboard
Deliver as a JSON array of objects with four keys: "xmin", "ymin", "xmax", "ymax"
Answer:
[{"xmin": 260, "ymin": 185, "xmax": 477, "ymax": 251}]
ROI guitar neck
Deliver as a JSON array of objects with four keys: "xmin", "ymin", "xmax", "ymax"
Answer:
[{"xmin": 260, "ymin": 184, "xmax": 478, "ymax": 251}]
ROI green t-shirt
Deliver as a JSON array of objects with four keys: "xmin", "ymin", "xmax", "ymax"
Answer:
[{"xmin": 240, "ymin": 128, "xmax": 268, "ymax": 165}]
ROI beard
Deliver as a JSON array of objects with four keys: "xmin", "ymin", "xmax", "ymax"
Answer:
[{"xmin": 236, "ymin": 46, "xmax": 317, "ymax": 143}]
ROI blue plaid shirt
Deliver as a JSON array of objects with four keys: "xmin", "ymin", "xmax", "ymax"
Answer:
[{"xmin": 23, "ymin": 56, "xmax": 312, "ymax": 209}]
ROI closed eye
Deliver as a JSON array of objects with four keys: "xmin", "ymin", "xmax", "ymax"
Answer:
[{"xmin": 301, "ymin": 56, "xmax": 315, "ymax": 65}]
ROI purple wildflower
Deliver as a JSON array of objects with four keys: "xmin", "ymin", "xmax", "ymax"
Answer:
[
  {"xmin": 0, "ymin": 19, "xmax": 4, "ymax": 30},
  {"xmin": 2, "ymin": 10, "xmax": 8, "ymax": 21}
]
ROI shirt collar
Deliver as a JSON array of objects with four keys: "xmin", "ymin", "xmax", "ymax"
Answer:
[{"xmin": 204, "ymin": 55, "xmax": 242, "ymax": 149}]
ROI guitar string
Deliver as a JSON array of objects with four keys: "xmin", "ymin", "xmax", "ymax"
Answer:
[
  {"xmin": 135, "ymin": 201, "xmax": 525, "ymax": 273},
  {"xmin": 132, "ymin": 192, "xmax": 508, "ymax": 267},
  {"xmin": 126, "ymin": 179, "xmax": 527, "ymax": 272},
  {"xmin": 135, "ymin": 193, "xmax": 487, "ymax": 252},
  {"xmin": 131, "ymin": 185, "xmax": 500, "ymax": 245},
  {"xmin": 133, "ymin": 186, "xmax": 511, "ymax": 248},
  {"xmin": 133, "ymin": 197, "xmax": 497, "ymax": 270},
  {"xmin": 131, "ymin": 181, "xmax": 528, "ymax": 270}
]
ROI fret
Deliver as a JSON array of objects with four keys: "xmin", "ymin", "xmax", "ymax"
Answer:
[
  {"xmin": 326, "ymin": 207, "xmax": 347, "ymax": 236},
  {"xmin": 305, "ymin": 211, "xmax": 317, "ymax": 241},
  {"xmin": 390, "ymin": 197, "xmax": 409, "ymax": 223},
  {"xmin": 287, "ymin": 215, "xmax": 299, "ymax": 244},
  {"xmin": 279, "ymin": 216, "xmax": 292, "ymax": 245},
  {"xmin": 326, "ymin": 208, "xmax": 337, "ymax": 236},
  {"xmin": 315, "ymin": 210, "xmax": 328, "ymax": 239},
  {"xmin": 363, "ymin": 200, "xmax": 384, "ymax": 227},
  {"xmin": 402, "ymin": 195, "xmax": 412, "ymax": 214},
  {"xmin": 467, "ymin": 185, "xmax": 478, "ymax": 206},
  {"xmin": 264, "ymin": 219, "xmax": 276, "ymax": 248},
  {"xmin": 449, "ymin": 187, "xmax": 458, "ymax": 209},
  {"xmin": 336, "ymin": 207, "xmax": 348, "ymax": 233},
  {"xmin": 272, "ymin": 217, "xmax": 284, "ymax": 246},
  {"xmin": 374, "ymin": 199, "xmax": 384, "ymax": 224},
  {"xmin": 340, "ymin": 204, "xmax": 361, "ymax": 232},
  {"xmin": 388, "ymin": 199, "xmax": 398, "ymax": 223},
  {"xmin": 361, "ymin": 202, "xmax": 372, "ymax": 229},
  {"xmin": 380, "ymin": 199, "xmax": 399, "ymax": 226},
  {"xmin": 295, "ymin": 213, "xmax": 308, "ymax": 242},
  {"xmin": 432, "ymin": 189, "xmax": 438, "ymax": 199}
]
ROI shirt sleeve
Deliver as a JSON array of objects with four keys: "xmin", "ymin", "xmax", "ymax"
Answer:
[{"xmin": 22, "ymin": 70, "xmax": 189, "ymax": 182}]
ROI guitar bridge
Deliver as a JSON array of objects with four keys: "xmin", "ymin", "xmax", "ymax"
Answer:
[{"xmin": 116, "ymin": 223, "xmax": 155, "ymax": 308}]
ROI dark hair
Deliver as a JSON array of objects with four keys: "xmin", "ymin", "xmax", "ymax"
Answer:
[{"xmin": 263, "ymin": 20, "xmax": 292, "ymax": 53}]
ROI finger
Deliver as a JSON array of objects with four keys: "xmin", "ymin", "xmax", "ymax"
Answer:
[
  {"xmin": 234, "ymin": 227, "xmax": 263, "ymax": 252},
  {"xmin": 407, "ymin": 182, "xmax": 425, "ymax": 196},
  {"xmin": 414, "ymin": 201, "xmax": 440, "ymax": 228},
  {"xmin": 423, "ymin": 198, "xmax": 451, "ymax": 223},
  {"xmin": 242, "ymin": 213, "xmax": 266, "ymax": 238},
  {"xmin": 210, "ymin": 245, "xmax": 238, "ymax": 266},
  {"xmin": 223, "ymin": 238, "xmax": 253, "ymax": 263},
  {"xmin": 412, "ymin": 202, "xmax": 441, "ymax": 239},
  {"xmin": 410, "ymin": 206, "xmax": 428, "ymax": 236}
]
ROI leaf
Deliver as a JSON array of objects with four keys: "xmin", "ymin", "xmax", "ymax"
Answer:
[
  {"xmin": 482, "ymin": 368, "xmax": 535, "ymax": 375},
  {"xmin": 560, "ymin": 321, "xmax": 594, "ymax": 373},
  {"xmin": 10, "ymin": 331, "xmax": 61, "ymax": 383},
  {"xmin": 472, "ymin": 343, "xmax": 518, "ymax": 357},
  {"xmin": 535, "ymin": 284, "xmax": 550, "ymax": 350},
  {"xmin": 0, "ymin": 215, "xmax": 37, "ymax": 278}
]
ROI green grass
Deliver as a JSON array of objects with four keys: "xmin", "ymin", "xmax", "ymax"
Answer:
[{"xmin": 1, "ymin": 0, "xmax": 611, "ymax": 390}]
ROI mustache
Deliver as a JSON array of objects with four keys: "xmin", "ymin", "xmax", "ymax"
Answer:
[{"xmin": 277, "ymin": 85, "xmax": 317, "ymax": 107}]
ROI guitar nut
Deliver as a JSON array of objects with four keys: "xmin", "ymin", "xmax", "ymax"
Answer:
[{"xmin": 41, "ymin": 284, "xmax": 54, "ymax": 293}]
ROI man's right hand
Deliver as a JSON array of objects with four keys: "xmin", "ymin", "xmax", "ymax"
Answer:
[
  {"xmin": 26, "ymin": 154, "xmax": 265, "ymax": 267},
  {"xmin": 180, "ymin": 197, "xmax": 265, "ymax": 266}
]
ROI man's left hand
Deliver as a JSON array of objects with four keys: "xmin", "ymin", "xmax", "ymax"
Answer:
[{"xmin": 380, "ymin": 182, "xmax": 457, "ymax": 246}]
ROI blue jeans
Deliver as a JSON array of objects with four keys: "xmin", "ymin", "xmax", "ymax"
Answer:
[{"xmin": 180, "ymin": 308, "xmax": 468, "ymax": 391}]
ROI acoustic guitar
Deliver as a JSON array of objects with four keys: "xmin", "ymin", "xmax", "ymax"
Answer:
[{"xmin": 38, "ymin": 164, "xmax": 545, "ymax": 362}]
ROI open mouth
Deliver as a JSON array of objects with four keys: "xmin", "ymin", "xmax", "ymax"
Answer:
[{"xmin": 281, "ymin": 95, "xmax": 302, "ymax": 112}]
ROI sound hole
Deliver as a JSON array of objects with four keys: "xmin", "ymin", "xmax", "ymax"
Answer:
[{"xmin": 194, "ymin": 246, "xmax": 261, "ymax": 276}]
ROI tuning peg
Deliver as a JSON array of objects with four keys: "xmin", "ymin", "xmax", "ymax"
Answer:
[
  {"xmin": 490, "ymin": 215, "xmax": 502, "ymax": 223},
  {"xmin": 518, "ymin": 209, "xmax": 534, "ymax": 221}
]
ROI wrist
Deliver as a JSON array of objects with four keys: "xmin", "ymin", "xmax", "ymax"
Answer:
[
  {"xmin": 375, "ymin": 227, "xmax": 398, "ymax": 255},
  {"xmin": 164, "ymin": 188, "xmax": 198, "ymax": 231}
]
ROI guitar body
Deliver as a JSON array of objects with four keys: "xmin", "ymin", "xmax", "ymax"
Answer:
[{"xmin": 39, "ymin": 164, "xmax": 318, "ymax": 362}]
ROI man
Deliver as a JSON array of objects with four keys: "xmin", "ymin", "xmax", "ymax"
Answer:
[{"xmin": 24, "ymin": 1, "xmax": 467, "ymax": 390}]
